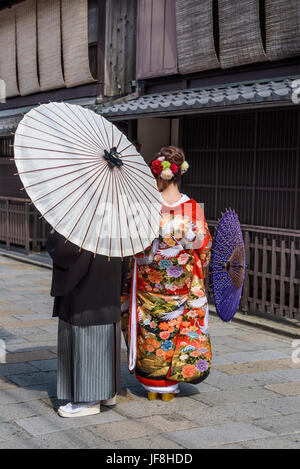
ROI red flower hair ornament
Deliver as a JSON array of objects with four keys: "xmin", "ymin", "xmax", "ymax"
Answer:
[{"xmin": 151, "ymin": 157, "xmax": 189, "ymax": 180}]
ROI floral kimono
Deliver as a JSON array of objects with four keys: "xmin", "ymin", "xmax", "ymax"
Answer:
[{"xmin": 121, "ymin": 194, "xmax": 212, "ymax": 392}]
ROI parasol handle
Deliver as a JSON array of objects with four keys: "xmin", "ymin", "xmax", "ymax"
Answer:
[{"xmin": 104, "ymin": 147, "xmax": 124, "ymax": 168}]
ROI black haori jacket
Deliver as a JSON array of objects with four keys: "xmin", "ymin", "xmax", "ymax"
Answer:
[{"xmin": 46, "ymin": 230, "xmax": 126, "ymax": 327}]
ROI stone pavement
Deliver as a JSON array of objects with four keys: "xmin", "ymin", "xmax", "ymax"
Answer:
[{"xmin": 0, "ymin": 254, "xmax": 300, "ymax": 449}]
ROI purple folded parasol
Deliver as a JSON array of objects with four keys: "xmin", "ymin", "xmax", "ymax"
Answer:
[{"xmin": 210, "ymin": 209, "xmax": 246, "ymax": 322}]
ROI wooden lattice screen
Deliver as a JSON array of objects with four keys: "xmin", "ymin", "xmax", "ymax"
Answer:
[{"xmin": 181, "ymin": 107, "xmax": 300, "ymax": 319}]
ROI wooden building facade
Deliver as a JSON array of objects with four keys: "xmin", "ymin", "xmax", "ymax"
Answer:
[{"xmin": 99, "ymin": 0, "xmax": 300, "ymax": 321}]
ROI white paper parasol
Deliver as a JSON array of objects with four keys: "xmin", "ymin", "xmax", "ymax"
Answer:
[{"xmin": 13, "ymin": 102, "xmax": 161, "ymax": 257}]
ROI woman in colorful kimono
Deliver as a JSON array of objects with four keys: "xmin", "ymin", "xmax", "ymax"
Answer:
[{"xmin": 121, "ymin": 146, "xmax": 212, "ymax": 401}]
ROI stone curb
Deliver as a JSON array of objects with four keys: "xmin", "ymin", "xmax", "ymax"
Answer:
[
  {"xmin": 209, "ymin": 306, "xmax": 300, "ymax": 339},
  {"xmin": 0, "ymin": 250, "xmax": 52, "ymax": 270}
]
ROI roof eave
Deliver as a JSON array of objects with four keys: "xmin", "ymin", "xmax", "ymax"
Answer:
[{"xmin": 102, "ymin": 98, "xmax": 295, "ymax": 121}]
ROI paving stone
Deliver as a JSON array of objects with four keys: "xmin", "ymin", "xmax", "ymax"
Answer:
[
  {"xmin": 0, "ymin": 316, "xmax": 24, "ymax": 324},
  {"xmin": 30, "ymin": 306, "xmax": 54, "ymax": 314},
  {"xmin": 5, "ymin": 282, "xmax": 41, "ymax": 289},
  {"xmin": 4, "ymin": 343, "xmax": 56, "ymax": 353},
  {"xmin": 264, "ymin": 382, "xmax": 300, "ymax": 396},
  {"xmin": 38, "ymin": 326, "xmax": 58, "ymax": 334},
  {"xmin": 285, "ymin": 434, "xmax": 300, "ymax": 446},
  {"xmin": 138, "ymin": 414, "xmax": 197, "ymax": 433},
  {"xmin": 261, "ymin": 396, "xmax": 300, "ymax": 415},
  {"xmin": 0, "ymin": 362, "xmax": 37, "ymax": 377},
  {"xmin": 116, "ymin": 435, "xmax": 185, "ymax": 449},
  {"xmin": 22, "ymin": 294, "xmax": 52, "ymax": 302},
  {"xmin": 32, "ymin": 280, "xmax": 51, "ymax": 286},
  {"xmin": 227, "ymin": 338, "xmax": 290, "ymax": 352},
  {"xmin": 0, "ymin": 336, "xmax": 27, "ymax": 346},
  {"xmin": 210, "ymin": 344, "xmax": 236, "ymax": 355},
  {"xmin": 25, "ymin": 381, "xmax": 57, "ymax": 397},
  {"xmin": 28, "ymin": 359, "xmax": 57, "ymax": 371},
  {"xmin": 3, "ymin": 320, "xmax": 56, "ymax": 330},
  {"xmin": 215, "ymin": 358, "xmax": 297, "ymax": 375},
  {"xmin": 0, "ymin": 293, "xmax": 25, "ymax": 301},
  {"xmin": 6, "ymin": 350, "xmax": 56, "ymax": 364},
  {"xmin": 216, "ymin": 335, "xmax": 279, "ymax": 351},
  {"xmin": 205, "ymin": 368, "xmax": 300, "ymax": 391},
  {"xmin": 5, "ymin": 327, "xmax": 49, "ymax": 337},
  {"xmin": 191, "ymin": 387, "xmax": 281, "ymax": 406},
  {"xmin": 13, "ymin": 314, "xmax": 53, "ymax": 322},
  {"xmin": 114, "ymin": 396, "xmax": 207, "ymax": 419},
  {"xmin": 0, "ymin": 387, "xmax": 51, "ymax": 405},
  {"xmin": 0, "ymin": 438, "xmax": 41, "ymax": 449},
  {"xmin": 165, "ymin": 422, "xmax": 274, "ymax": 448},
  {"xmin": 273, "ymin": 369, "xmax": 300, "ymax": 382},
  {"xmin": 0, "ymin": 328, "xmax": 16, "ymax": 339},
  {"xmin": 9, "ymin": 371, "xmax": 57, "ymax": 387},
  {"xmin": 0, "ymin": 422, "xmax": 30, "ymax": 442},
  {"xmin": 0, "ymin": 309, "xmax": 34, "ymax": 317},
  {"xmin": 89, "ymin": 418, "xmax": 158, "ymax": 442},
  {"xmin": 214, "ymin": 443, "xmax": 245, "ymax": 449},
  {"xmin": 3, "ymin": 265, "xmax": 36, "ymax": 271},
  {"xmin": 40, "ymin": 397, "xmax": 63, "ymax": 410},
  {"xmin": 252, "ymin": 413, "xmax": 300, "ymax": 435},
  {"xmin": 126, "ymin": 385, "xmax": 150, "ymax": 399},
  {"xmin": 114, "ymin": 390, "xmax": 136, "ymax": 403},
  {"xmin": 36, "ymin": 429, "xmax": 117, "ymax": 449},
  {"xmin": 178, "ymin": 381, "xmax": 220, "ymax": 396},
  {"xmin": 204, "ymin": 369, "xmax": 266, "ymax": 390},
  {"xmin": 17, "ymin": 334, "xmax": 57, "ymax": 343},
  {"xmin": 241, "ymin": 436, "xmax": 300, "ymax": 449},
  {"xmin": 178, "ymin": 402, "xmax": 279, "ymax": 425},
  {"xmin": 189, "ymin": 381, "xmax": 221, "ymax": 393},
  {"xmin": 231, "ymin": 332, "xmax": 288, "ymax": 344},
  {"xmin": 220, "ymin": 349, "xmax": 290, "ymax": 364},
  {"xmin": 211, "ymin": 356, "xmax": 233, "ymax": 366},
  {"xmin": 0, "ymin": 376, "xmax": 17, "ymax": 390},
  {"xmin": 0, "ymin": 399, "xmax": 55, "ymax": 422},
  {"xmin": 121, "ymin": 370, "xmax": 141, "ymax": 387},
  {"xmin": 0, "ymin": 429, "xmax": 116, "ymax": 449},
  {"xmin": 209, "ymin": 327, "xmax": 247, "ymax": 338},
  {"xmin": 16, "ymin": 409, "xmax": 125, "ymax": 436}
]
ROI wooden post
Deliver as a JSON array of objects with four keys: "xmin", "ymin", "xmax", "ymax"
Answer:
[
  {"xmin": 289, "ymin": 240, "xmax": 295, "ymax": 318},
  {"xmin": 33, "ymin": 209, "xmax": 38, "ymax": 251},
  {"xmin": 253, "ymin": 236, "xmax": 259, "ymax": 312},
  {"xmin": 279, "ymin": 240, "xmax": 286, "ymax": 317},
  {"xmin": 298, "ymin": 282, "xmax": 300, "ymax": 318},
  {"xmin": 241, "ymin": 230, "xmax": 250, "ymax": 313},
  {"xmin": 25, "ymin": 202, "xmax": 30, "ymax": 255},
  {"xmin": 261, "ymin": 237, "xmax": 267, "ymax": 313},
  {"xmin": 270, "ymin": 238, "xmax": 277, "ymax": 314},
  {"xmin": 6, "ymin": 199, "xmax": 10, "ymax": 250}
]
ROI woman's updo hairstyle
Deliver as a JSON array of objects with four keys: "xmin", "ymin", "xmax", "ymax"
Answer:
[{"xmin": 150, "ymin": 146, "xmax": 188, "ymax": 187}]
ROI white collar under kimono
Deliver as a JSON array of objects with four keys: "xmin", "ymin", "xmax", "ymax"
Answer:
[{"xmin": 159, "ymin": 193, "xmax": 190, "ymax": 207}]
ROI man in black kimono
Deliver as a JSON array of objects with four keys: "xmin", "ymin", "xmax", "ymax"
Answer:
[{"xmin": 47, "ymin": 229, "xmax": 127, "ymax": 418}]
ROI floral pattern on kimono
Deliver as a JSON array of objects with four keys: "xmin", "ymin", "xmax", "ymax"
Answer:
[{"xmin": 121, "ymin": 198, "xmax": 212, "ymax": 385}]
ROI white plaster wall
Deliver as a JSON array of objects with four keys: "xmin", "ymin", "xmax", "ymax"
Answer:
[
  {"xmin": 137, "ymin": 117, "xmax": 169, "ymax": 163},
  {"xmin": 171, "ymin": 118, "xmax": 179, "ymax": 147}
]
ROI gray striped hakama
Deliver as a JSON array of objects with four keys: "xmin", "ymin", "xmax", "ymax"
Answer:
[{"xmin": 57, "ymin": 319, "xmax": 121, "ymax": 402}]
